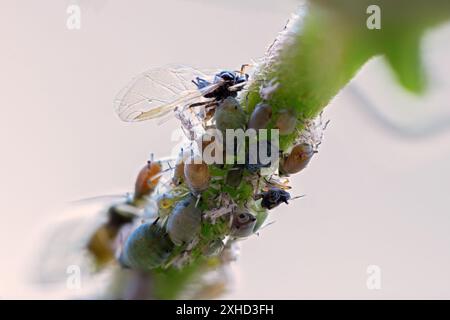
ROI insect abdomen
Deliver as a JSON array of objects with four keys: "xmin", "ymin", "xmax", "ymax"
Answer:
[
  {"xmin": 167, "ymin": 197, "xmax": 201, "ymax": 246},
  {"xmin": 120, "ymin": 222, "xmax": 174, "ymax": 270}
]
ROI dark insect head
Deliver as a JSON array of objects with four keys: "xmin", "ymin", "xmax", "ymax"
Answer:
[
  {"xmin": 260, "ymin": 188, "xmax": 291, "ymax": 210},
  {"xmin": 216, "ymin": 70, "xmax": 248, "ymax": 86},
  {"xmin": 217, "ymin": 71, "xmax": 235, "ymax": 82}
]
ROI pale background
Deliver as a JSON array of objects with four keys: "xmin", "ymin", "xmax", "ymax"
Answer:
[{"xmin": 1, "ymin": 0, "xmax": 450, "ymax": 299}]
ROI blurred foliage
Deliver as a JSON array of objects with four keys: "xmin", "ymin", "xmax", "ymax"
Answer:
[
  {"xmin": 245, "ymin": 0, "xmax": 450, "ymax": 150},
  {"xmin": 310, "ymin": 0, "xmax": 450, "ymax": 93}
]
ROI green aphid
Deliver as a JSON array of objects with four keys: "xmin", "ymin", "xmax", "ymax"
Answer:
[
  {"xmin": 166, "ymin": 196, "xmax": 202, "ymax": 246},
  {"xmin": 225, "ymin": 167, "xmax": 244, "ymax": 188},
  {"xmin": 214, "ymin": 97, "xmax": 247, "ymax": 133},
  {"xmin": 119, "ymin": 220, "xmax": 174, "ymax": 270}
]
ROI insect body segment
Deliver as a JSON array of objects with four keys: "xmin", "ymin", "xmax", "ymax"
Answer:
[
  {"xmin": 133, "ymin": 160, "xmax": 162, "ymax": 203},
  {"xmin": 213, "ymin": 97, "xmax": 247, "ymax": 133},
  {"xmin": 248, "ymin": 102, "xmax": 272, "ymax": 130},
  {"xmin": 119, "ymin": 220, "xmax": 174, "ymax": 270},
  {"xmin": 184, "ymin": 161, "xmax": 211, "ymax": 194},
  {"xmin": 279, "ymin": 143, "xmax": 316, "ymax": 175},
  {"xmin": 166, "ymin": 196, "xmax": 202, "ymax": 246}
]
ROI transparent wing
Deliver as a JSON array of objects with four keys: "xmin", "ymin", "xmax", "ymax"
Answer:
[
  {"xmin": 32, "ymin": 194, "xmax": 130, "ymax": 286},
  {"xmin": 114, "ymin": 65, "xmax": 221, "ymax": 122}
]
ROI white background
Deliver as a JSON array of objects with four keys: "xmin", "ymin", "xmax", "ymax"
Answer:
[{"xmin": 1, "ymin": 0, "xmax": 450, "ymax": 299}]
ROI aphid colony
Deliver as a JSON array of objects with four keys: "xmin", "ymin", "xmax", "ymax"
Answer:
[{"xmin": 82, "ymin": 65, "xmax": 325, "ymax": 273}]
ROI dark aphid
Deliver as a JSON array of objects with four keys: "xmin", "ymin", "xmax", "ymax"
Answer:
[
  {"xmin": 230, "ymin": 211, "xmax": 257, "ymax": 238},
  {"xmin": 116, "ymin": 65, "xmax": 249, "ymax": 123},
  {"xmin": 133, "ymin": 160, "xmax": 162, "ymax": 202},
  {"xmin": 256, "ymin": 188, "xmax": 291, "ymax": 210},
  {"xmin": 248, "ymin": 102, "xmax": 272, "ymax": 130},
  {"xmin": 166, "ymin": 196, "xmax": 202, "ymax": 246},
  {"xmin": 184, "ymin": 161, "xmax": 211, "ymax": 194},
  {"xmin": 279, "ymin": 143, "xmax": 315, "ymax": 175},
  {"xmin": 193, "ymin": 69, "xmax": 248, "ymax": 101},
  {"xmin": 87, "ymin": 203, "xmax": 137, "ymax": 267},
  {"xmin": 225, "ymin": 167, "xmax": 244, "ymax": 188},
  {"xmin": 275, "ymin": 109, "xmax": 297, "ymax": 135},
  {"xmin": 119, "ymin": 220, "xmax": 174, "ymax": 270}
]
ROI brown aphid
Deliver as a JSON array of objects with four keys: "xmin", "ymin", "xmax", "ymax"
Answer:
[
  {"xmin": 248, "ymin": 102, "xmax": 272, "ymax": 130},
  {"xmin": 225, "ymin": 167, "xmax": 244, "ymax": 188},
  {"xmin": 184, "ymin": 161, "xmax": 211, "ymax": 193},
  {"xmin": 279, "ymin": 143, "xmax": 316, "ymax": 175},
  {"xmin": 134, "ymin": 160, "xmax": 162, "ymax": 200},
  {"xmin": 275, "ymin": 109, "xmax": 297, "ymax": 135},
  {"xmin": 172, "ymin": 160, "xmax": 185, "ymax": 186}
]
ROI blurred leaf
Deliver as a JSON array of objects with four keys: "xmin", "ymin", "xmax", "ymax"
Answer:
[{"xmin": 310, "ymin": 0, "xmax": 450, "ymax": 93}]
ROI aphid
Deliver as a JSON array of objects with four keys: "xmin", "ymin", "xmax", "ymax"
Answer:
[
  {"xmin": 87, "ymin": 203, "xmax": 137, "ymax": 266},
  {"xmin": 255, "ymin": 188, "xmax": 291, "ymax": 210},
  {"xmin": 193, "ymin": 69, "xmax": 248, "ymax": 101},
  {"xmin": 133, "ymin": 160, "xmax": 162, "ymax": 203},
  {"xmin": 248, "ymin": 102, "xmax": 272, "ymax": 130},
  {"xmin": 214, "ymin": 97, "xmax": 247, "ymax": 134},
  {"xmin": 279, "ymin": 143, "xmax": 316, "ymax": 175},
  {"xmin": 156, "ymin": 193, "xmax": 175, "ymax": 218},
  {"xmin": 166, "ymin": 196, "xmax": 202, "ymax": 246},
  {"xmin": 172, "ymin": 160, "xmax": 185, "ymax": 186},
  {"xmin": 155, "ymin": 189, "xmax": 188, "ymax": 218},
  {"xmin": 230, "ymin": 211, "xmax": 257, "ymax": 238},
  {"xmin": 184, "ymin": 161, "xmax": 211, "ymax": 194},
  {"xmin": 275, "ymin": 109, "xmax": 297, "ymax": 135},
  {"xmin": 225, "ymin": 167, "xmax": 244, "ymax": 188},
  {"xmin": 119, "ymin": 220, "xmax": 174, "ymax": 270},
  {"xmin": 115, "ymin": 65, "xmax": 249, "ymax": 122},
  {"xmin": 203, "ymin": 239, "xmax": 225, "ymax": 257}
]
